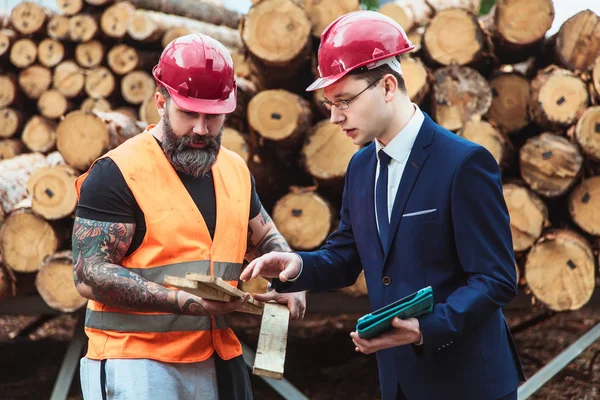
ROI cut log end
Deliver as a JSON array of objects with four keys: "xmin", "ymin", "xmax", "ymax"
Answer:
[
  {"xmin": 38, "ymin": 38, "xmax": 65, "ymax": 68},
  {"xmin": 0, "ymin": 207, "xmax": 60, "ymax": 273},
  {"xmin": 555, "ymin": 10, "xmax": 600, "ymax": 72},
  {"xmin": 85, "ymin": 67, "xmax": 116, "ymax": 99},
  {"xmin": 593, "ymin": 55, "xmax": 600, "ymax": 101},
  {"xmin": 48, "ymin": 16, "xmax": 70, "ymax": 41},
  {"xmin": 28, "ymin": 166, "xmax": 78, "ymax": 220},
  {"xmin": 11, "ymin": 1, "xmax": 48, "ymax": 35},
  {"xmin": 432, "ymin": 65, "xmax": 492, "ymax": 131},
  {"xmin": 56, "ymin": 110, "xmax": 109, "ymax": 171},
  {"xmin": 486, "ymin": 72, "xmax": 530, "ymax": 134},
  {"xmin": 0, "ymin": 109, "xmax": 23, "ymax": 139},
  {"xmin": 423, "ymin": 8, "xmax": 485, "ymax": 66},
  {"xmin": 402, "ymin": 56, "xmax": 430, "ymax": 105},
  {"xmin": 242, "ymin": 0, "xmax": 311, "ymax": 66},
  {"xmin": 38, "ymin": 89, "xmax": 70, "ymax": 120},
  {"xmin": 81, "ymin": 97, "xmax": 111, "ymax": 113},
  {"xmin": 574, "ymin": 106, "xmax": 600, "ymax": 162},
  {"xmin": 494, "ymin": 0, "xmax": 554, "ymax": 46},
  {"xmin": 19, "ymin": 65, "xmax": 52, "ymax": 100},
  {"xmin": 503, "ymin": 183, "xmax": 549, "ymax": 252},
  {"xmin": 139, "ymin": 91, "xmax": 160, "ymax": 125},
  {"xmin": 36, "ymin": 251, "xmax": 87, "ymax": 312},
  {"xmin": 525, "ymin": 229, "xmax": 595, "ymax": 311},
  {"xmin": 75, "ymin": 40, "xmax": 104, "ymax": 68},
  {"xmin": 0, "ymin": 139, "xmax": 25, "ymax": 161},
  {"xmin": 222, "ymin": 128, "xmax": 250, "ymax": 163},
  {"xmin": 457, "ymin": 120, "xmax": 508, "ymax": 167},
  {"xmin": 248, "ymin": 89, "xmax": 312, "ymax": 145},
  {"xmin": 58, "ymin": 0, "xmax": 83, "ymax": 16},
  {"xmin": 22, "ymin": 116, "xmax": 57, "ymax": 153},
  {"xmin": 10, "ymin": 38, "xmax": 37, "ymax": 69},
  {"xmin": 121, "ymin": 70, "xmax": 155, "ymax": 105},
  {"xmin": 53, "ymin": 61, "xmax": 85, "ymax": 99},
  {"xmin": 107, "ymin": 44, "xmax": 138, "ymax": 75},
  {"xmin": 519, "ymin": 133, "xmax": 584, "ymax": 198},
  {"xmin": 568, "ymin": 176, "xmax": 600, "ymax": 236},
  {"xmin": 100, "ymin": 2, "xmax": 135, "ymax": 38},
  {"xmin": 0, "ymin": 74, "xmax": 17, "ymax": 108},
  {"xmin": 0, "ymin": 29, "xmax": 16, "ymax": 58},
  {"xmin": 70, "ymin": 14, "xmax": 99, "ymax": 42},
  {"xmin": 304, "ymin": 0, "xmax": 360, "ymax": 38},
  {"xmin": 272, "ymin": 191, "xmax": 332, "ymax": 251},
  {"xmin": 302, "ymin": 120, "xmax": 359, "ymax": 181},
  {"xmin": 529, "ymin": 66, "xmax": 589, "ymax": 128}
]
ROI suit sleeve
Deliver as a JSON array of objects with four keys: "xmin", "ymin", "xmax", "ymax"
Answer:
[
  {"xmin": 273, "ymin": 156, "xmax": 363, "ymax": 293},
  {"xmin": 417, "ymin": 146, "xmax": 518, "ymax": 359}
]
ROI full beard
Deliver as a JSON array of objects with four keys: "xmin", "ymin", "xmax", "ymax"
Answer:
[{"xmin": 161, "ymin": 111, "xmax": 223, "ymax": 178}]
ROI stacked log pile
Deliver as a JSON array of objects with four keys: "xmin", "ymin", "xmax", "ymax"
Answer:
[{"xmin": 1, "ymin": 0, "xmax": 600, "ymax": 313}]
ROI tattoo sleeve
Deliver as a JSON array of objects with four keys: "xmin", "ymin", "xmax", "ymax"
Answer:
[
  {"xmin": 246, "ymin": 206, "xmax": 292, "ymax": 260},
  {"xmin": 72, "ymin": 217, "xmax": 208, "ymax": 316}
]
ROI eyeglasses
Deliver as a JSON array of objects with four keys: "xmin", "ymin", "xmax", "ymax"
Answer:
[{"xmin": 322, "ymin": 78, "xmax": 382, "ymax": 111}]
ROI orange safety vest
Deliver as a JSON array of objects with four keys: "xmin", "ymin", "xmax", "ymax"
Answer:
[{"xmin": 74, "ymin": 127, "xmax": 251, "ymax": 363}]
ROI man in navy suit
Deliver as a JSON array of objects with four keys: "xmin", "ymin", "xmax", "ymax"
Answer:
[{"xmin": 241, "ymin": 10, "xmax": 525, "ymax": 400}]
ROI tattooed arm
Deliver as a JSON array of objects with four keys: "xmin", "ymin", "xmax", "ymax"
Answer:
[
  {"xmin": 73, "ymin": 217, "xmax": 248, "ymax": 316},
  {"xmin": 245, "ymin": 206, "xmax": 292, "ymax": 262}
]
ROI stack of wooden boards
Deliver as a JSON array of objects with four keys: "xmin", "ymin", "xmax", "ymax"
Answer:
[{"xmin": 1, "ymin": 0, "xmax": 600, "ymax": 315}]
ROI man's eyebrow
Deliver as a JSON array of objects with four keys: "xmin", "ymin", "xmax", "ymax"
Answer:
[{"xmin": 323, "ymin": 92, "xmax": 351, "ymax": 102}]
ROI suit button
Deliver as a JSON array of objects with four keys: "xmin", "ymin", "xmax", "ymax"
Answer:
[{"xmin": 382, "ymin": 276, "xmax": 392, "ymax": 285}]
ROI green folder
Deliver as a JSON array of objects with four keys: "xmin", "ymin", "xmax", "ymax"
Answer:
[{"xmin": 356, "ymin": 286, "xmax": 434, "ymax": 339}]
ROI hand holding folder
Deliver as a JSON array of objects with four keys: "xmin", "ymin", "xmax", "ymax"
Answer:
[{"xmin": 356, "ymin": 286, "xmax": 434, "ymax": 339}]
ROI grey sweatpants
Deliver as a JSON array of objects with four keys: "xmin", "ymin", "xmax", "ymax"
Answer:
[{"xmin": 79, "ymin": 356, "xmax": 219, "ymax": 400}]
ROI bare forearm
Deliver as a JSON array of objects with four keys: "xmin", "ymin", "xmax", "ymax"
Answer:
[
  {"xmin": 246, "ymin": 229, "xmax": 292, "ymax": 261},
  {"xmin": 74, "ymin": 256, "xmax": 207, "ymax": 315}
]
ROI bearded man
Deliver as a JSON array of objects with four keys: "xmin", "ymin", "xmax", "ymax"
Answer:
[{"xmin": 72, "ymin": 33, "xmax": 306, "ymax": 400}]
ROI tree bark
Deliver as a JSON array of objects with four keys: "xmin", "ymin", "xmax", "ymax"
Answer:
[
  {"xmin": 36, "ymin": 250, "xmax": 87, "ymax": 312},
  {"xmin": 555, "ymin": 10, "xmax": 600, "ymax": 73},
  {"xmin": 0, "ymin": 152, "xmax": 47, "ymax": 214},
  {"xmin": 591, "ymin": 54, "xmax": 600, "ymax": 103},
  {"xmin": 519, "ymin": 132, "xmax": 584, "ymax": 198},
  {"xmin": 431, "ymin": 65, "xmax": 492, "ymax": 131},
  {"xmin": 90, "ymin": 109, "xmax": 143, "ymax": 149},
  {"xmin": 125, "ymin": 0, "xmax": 241, "ymax": 29},
  {"xmin": 272, "ymin": 189, "xmax": 333, "ymax": 251},
  {"xmin": 525, "ymin": 229, "xmax": 595, "ymax": 311},
  {"xmin": 22, "ymin": 115, "xmax": 57, "ymax": 153},
  {"xmin": 503, "ymin": 183, "xmax": 550, "ymax": 253},
  {"xmin": 528, "ymin": 65, "xmax": 589, "ymax": 129}
]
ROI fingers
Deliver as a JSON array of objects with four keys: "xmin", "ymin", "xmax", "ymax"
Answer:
[
  {"xmin": 288, "ymin": 297, "xmax": 300, "ymax": 320},
  {"xmin": 391, "ymin": 317, "xmax": 407, "ymax": 329},
  {"xmin": 252, "ymin": 291, "xmax": 278, "ymax": 303},
  {"xmin": 240, "ymin": 260, "xmax": 256, "ymax": 281}
]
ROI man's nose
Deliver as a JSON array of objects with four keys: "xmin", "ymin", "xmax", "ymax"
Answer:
[
  {"xmin": 192, "ymin": 115, "xmax": 209, "ymax": 135},
  {"xmin": 329, "ymin": 106, "xmax": 345, "ymax": 125}
]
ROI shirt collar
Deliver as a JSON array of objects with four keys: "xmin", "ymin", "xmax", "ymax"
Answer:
[{"xmin": 376, "ymin": 104, "xmax": 424, "ymax": 164}]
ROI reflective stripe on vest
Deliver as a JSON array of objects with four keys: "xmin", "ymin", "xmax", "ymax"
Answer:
[{"xmin": 126, "ymin": 260, "xmax": 242, "ymax": 284}]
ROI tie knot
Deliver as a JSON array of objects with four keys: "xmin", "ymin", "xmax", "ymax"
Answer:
[{"xmin": 378, "ymin": 149, "xmax": 392, "ymax": 166}]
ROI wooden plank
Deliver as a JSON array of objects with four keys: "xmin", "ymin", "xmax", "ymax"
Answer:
[
  {"xmin": 164, "ymin": 274, "xmax": 263, "ymax": 315},
  {"xmin": 163, "ymin": 275, "xmax": 232, "ymax": 302},
  {"xmin": 185, "ymin": 272, "xmax": 264, "ymax": 311},
  {"xmin": 253, "ymin": 302, "xmax": 290, "ymax": 380}
]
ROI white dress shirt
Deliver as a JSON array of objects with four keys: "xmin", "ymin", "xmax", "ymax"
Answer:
[{"xmin": 375, "ymin": 104, "xmax": 425, "ymax": 232}]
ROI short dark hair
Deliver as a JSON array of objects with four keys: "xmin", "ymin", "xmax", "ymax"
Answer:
[
  {"xmin": 159, "ymin": 85, "xmax": 170, "ymax": 100},
  {"xmin": 348, "ymin": 56, "xmax": 407, "ymax": 93}
]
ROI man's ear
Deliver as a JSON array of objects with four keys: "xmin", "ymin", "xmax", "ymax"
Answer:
[
  {"xmin": 383, "ymin": 74, "xmax": 398, "ymax": 102},
  {"xmin": 155, "ymin": 91, "xmax": 167, "ymax": 117}
]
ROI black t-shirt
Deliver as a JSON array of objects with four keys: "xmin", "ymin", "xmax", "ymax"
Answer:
[{"xmin": 76, "ymin": 152, "xmax": 262, "ymax": 257}]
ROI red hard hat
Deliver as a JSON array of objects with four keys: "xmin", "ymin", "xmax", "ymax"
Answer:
[
  {"xmin": 152, "ymin": 33, "xmax": 236, "ymax": 114},
  {"xmin": 307, "ymin": 10, "xmax": 414, "ymax": 92}
]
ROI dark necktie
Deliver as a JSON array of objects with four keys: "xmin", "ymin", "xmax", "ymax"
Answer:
[{"xmin": 376, "ymin": 149, "xmax": 392, "ymax": 246}]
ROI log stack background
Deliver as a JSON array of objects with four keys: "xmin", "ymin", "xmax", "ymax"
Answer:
[{"xmin": 0, "ymin": 0, "xmax": 599, "ymax": 315}]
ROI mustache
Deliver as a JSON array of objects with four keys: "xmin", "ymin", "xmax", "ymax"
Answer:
[{"xmin": 172, "ymin": 134, "xmax": 219, "ymax": 150}]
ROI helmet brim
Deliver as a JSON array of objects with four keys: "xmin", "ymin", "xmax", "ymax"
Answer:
[
  {"xmin": 167, "ymin": 87, "xmax": 237, "ymax": 114},
  {"xmin": 306, "ymin": 71, "xmax": 349, "ymax": 92}
]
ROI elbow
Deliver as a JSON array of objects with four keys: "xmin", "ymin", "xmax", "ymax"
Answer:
[{"xmin": 75, "ymin": 282, "xmax": 94, "ymax": 300}]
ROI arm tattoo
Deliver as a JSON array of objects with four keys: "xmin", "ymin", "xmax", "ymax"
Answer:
[
  {"xmin": 250, "ymin": 232, "xmax": 292, "ymax": 259},
  {"xmin": 259, "ymin": 207, "xmax": 272, "ymax": 226},
  {"xmin": 72, "ymin": 217, "xmax": 208, "ymax": 316}
]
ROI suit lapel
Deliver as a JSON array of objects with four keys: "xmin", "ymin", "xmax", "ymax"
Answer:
[
  {"xmin": 358, "ymin": 144, "xmax": 384, "ymax": 259},
  {"xmin": 383, "ymin": 113, "xmax": 436, "ymax": 261}
]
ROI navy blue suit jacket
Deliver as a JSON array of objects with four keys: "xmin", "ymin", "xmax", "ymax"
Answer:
[{"xmin": 275, "ymin": 113, "xmax": 526, "ymax": 400}]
